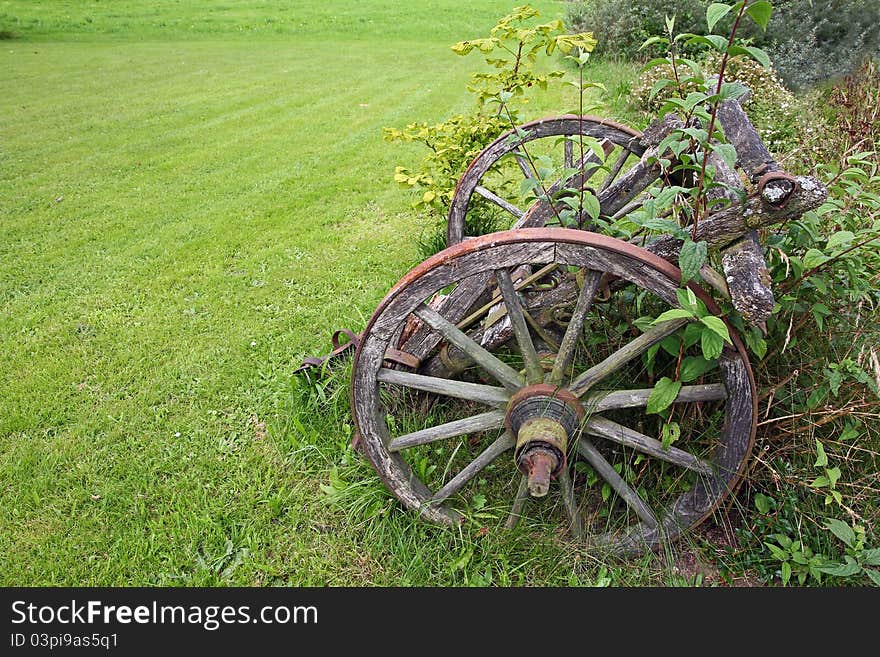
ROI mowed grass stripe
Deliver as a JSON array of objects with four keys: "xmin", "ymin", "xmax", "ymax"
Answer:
[{"xmin": 2, "ymin": 1, "xmax": 648, "ymax": 586}]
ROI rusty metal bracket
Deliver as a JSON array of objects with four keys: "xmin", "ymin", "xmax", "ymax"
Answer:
[
  {"xmin": 294, "ymin": 328, "xmax": 360, "ymax": 374},
  {"xmin": 756, "ymin": 170, "xmax": 800, "ymax": 208}
]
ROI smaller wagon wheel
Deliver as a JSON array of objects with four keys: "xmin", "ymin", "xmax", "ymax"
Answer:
[
  {"xmin": 351, "ymin": 229, "xmax": 756, "ymax": 554},
  {"xmin": 446, "ymin": 115, "xmax": 649, "ymax": 246}
]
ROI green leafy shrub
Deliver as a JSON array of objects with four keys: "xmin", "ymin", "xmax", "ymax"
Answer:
[
  {"xmin": 765, "ymin": 0, "xmax": 880, "ymax": 91},
  {"xmin": 631, "ymin": 52, "xmax": 807, "ymax": 157},
  {"xmin": 568, "ymin": 0, "xmax": 880, "ymax": 89},
  {"xmin": 566, "ymin": 0, "xmax": 710, "ymax": 60},
  {"xmin": 385, "ymin": 5, "xmax": 596, "ymax": 223}
]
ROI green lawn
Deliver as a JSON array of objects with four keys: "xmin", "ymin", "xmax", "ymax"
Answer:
[{"xmin": 0, "ymin": 1, "xmax": 666, "ymax": 585}]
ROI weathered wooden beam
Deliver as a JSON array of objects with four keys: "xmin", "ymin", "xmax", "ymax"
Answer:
[
  {"xmin": 584, "ymin": 417, "xmax": 715, "ymax": 475},
  {"xmin": 721, "ymin": 232, "xmax": 775, "ymax": 325},
  {"xmin": 569, "ymin": 318, "xmax": 689, "ymax": 397},
  {"xmin": 642, "ymin": 174, "xmax": 827, "ymax": 261},
  {"xmin": 376, "ymin": 368, "xmax": 510, "ymax": 406},
  {"xmin": 429, "ymin": 432, "xmax": 515, "ymax": 504},
  {"xmin": 414, "ymin": 305, "xmax": 524, "ymax": 391},
  {"xmin": 576, "ymin": 437, "xmax": 658, "ymax": 528},
  {"xmin": 715, "ymin": 90, "xmax": 784, "ymax": 326},
  {"xmin": 388, "ymin": 410, "xmax": 506, "ymax": 452}
]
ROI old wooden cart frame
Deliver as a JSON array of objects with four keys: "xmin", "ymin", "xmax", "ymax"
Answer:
[{"xmin": 346, "ymin": 94, "xmax": 828, "ymax": 554}]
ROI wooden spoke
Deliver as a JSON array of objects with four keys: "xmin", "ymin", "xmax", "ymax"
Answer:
[
  {"xmin": 430, "ymin": 432, "xmax": 515, "ymax": 504},
  {"xmin": 576, "ymin": 437, "xmax": 658, "ymax": 528},
  {"xmin": 598, "ymin": 158, "xmax": 663, "ymax": 218},
  {"xmin": 598, "ymin": 147, "xmax": 631, "ymax": 192},
  {"xmin": 414, "ymin": 305, "xmax": 524, "ymax": 391},
  {"xmin": 564, "ymin": 138, "xmax": 574, "ymax": 170},
  {"xmin": 457, "ymin": 263, "xmax": 558, "ymax": 333},
  {"xmin": 548, "ymin": 269, "xmax": 602, "ymax": 385},
  {"xmin": 474, "ymin": 185, "xmax": 524, "ymax": 219},
  {"xmin": 377, "ymin": 368, "xmax": 510, "ymax": 407},
  {"xmin": 504, "ymin": 475, "xmax": 530, "ymax": 529},
  {"xmin": 558, "ymin": 467, "xmax": 585, "ymax": 540},
  {"xmin": 584, "ymin": 383, "xmax": 727, "ymax": 413},
  {"xmin": 584, "ymin": 417, "xmax": 715, "ymax": 475},
  {"xmin": 610, "ymin": 199, "xmax": 644, "ymax": 221},
  {"xmin": 388, "ymin": 410, "xmax": 506, "ymax": 452},
  {"xmin": 495, "ymin": 269, "xmax": 543, "ymax": 385},
  {"xmin": 512, "ymin": 148, "xmax": 536, "ymax": 179},
  {"xmin": 568, "ymin": 318, "xmax": 689, "ymax": 397}
]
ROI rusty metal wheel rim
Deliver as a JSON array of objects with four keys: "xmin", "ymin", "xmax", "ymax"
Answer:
[{"xmin": 351, "ymin": 228, "xmax": 757, "ymax": 553}]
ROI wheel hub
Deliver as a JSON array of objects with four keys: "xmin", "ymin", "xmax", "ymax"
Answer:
[{"xmin": 505, "ymin": 385, "xmax": 585, "ymax": 498}]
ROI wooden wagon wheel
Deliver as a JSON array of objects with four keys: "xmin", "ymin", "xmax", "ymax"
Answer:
[
  {"xmin": 446, "ymin": 115, "xmax": 648, "ymax": 246},
  {"xmin": 351, "ymin": 228, "xmax": 756, "ymax": 554}
]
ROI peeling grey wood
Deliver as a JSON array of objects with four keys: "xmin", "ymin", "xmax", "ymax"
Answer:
[
  {"xmin": 558, "ymin": 467, "xmax": 585, "ymax": 540},
  {"xmin": 642, "ymin": 175, "xmax": 827, "ymax": 260},
  {"xmin": 548, "ymin": 269, "xmax": 602, "ymax": 385},
  {"xmin": 376, "ymin": 368, "xmax": 510, "ymax": 407},
  {"xmin": 475, "ymin": 185, "xmax": 524, "ymax": 218},
  {"xmin": 569, "ymin": 319, "xmax": 689, "ymax": 397},
  {"xmin": 430, "ymin": 432, "xmax": 515, "ymax": 504},
  {"xmin": 495, "ymin": 268, "xmax": 544, "ymax": 384},
  {"xmin": 722, "ymin": 232, "xmax": 774, "ymax": 325},
  {"xmin": 414, "ymin": 305, "xmax": 524, "ymax": 391},
  {"xmin": 584, "ymin": 417, "xmax": 715, "ymax": 475},
  {"xmin": 389, "ymin": 410, "xmax": 506, "ymax": 452},
  {"xmin": 715, "ymin": 93, "xmax": 777, "ymax": 326},
  {"xmin": 576, "ymin": 437, "xmax": 659, "ymax": 528},
  {"xmin": 584, "ymin": 383, "xmax": 727, "ymax": 413},
  {"xmin": 504, "ymin": 475, "xmax": 530, "ymax": 529}
]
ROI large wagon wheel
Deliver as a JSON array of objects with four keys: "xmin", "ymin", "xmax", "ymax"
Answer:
[
  {"xmin": 446, "ymin": 115, "xmax": 649, "ymax": 246},
  {"xmin": 351, "ymin": 229, "xmax": 756, "ymax": 554}
]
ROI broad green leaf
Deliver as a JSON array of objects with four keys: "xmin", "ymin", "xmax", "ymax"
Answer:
[
  {"xmin": 680, "ymin": 355, "xmax": 717, "ymax": 382},
  {"xmin": 826, "ymin": 466, "xmax": 841, "ymax": 487},
  {"xmin": 824, "ymin": 518, "xmax": 855, "ymax": 547},
  {"xmin": 781, "ymin": 561, "xmax": 792, "ymax": 585},
  {"xmin": 706, "ymin": 3, "xmax": 733, "ymax": 32},
  {"xmin": 660, "ymin": 335, "xmax": 680, "ymax": 357},
  {"xmin": 818, "ymin": 559, "xmax": 861, "ymax": 577},
  {"xmin": 679, "ymin": 239, "xmax": 708, "ymax": 283},
  {"xmin": 646, "ymin": 376, "xmax": 683, "ymax": 415},
  {"xmin": 744, "ymin": 327, "xmax": 767, "ymax": 359},
  {"xmin": 679, "ymin": 325, "xmax": 700, "ymax": 350},
  {"xmin": 814, "ymin": 438, "xmax": 828, "ymax": 467},
  {"xmin": 719, "ymin": 82, "xmax": 748, "ymax": 102},
  {"xmin": 862, "ymin": 549, "xmax": 880, "ymax": 567},
  {"xmin": 676, "ymin": 287, "xmax": 699, "ymax": 313},
  {"xmin": 661, "ymin": 421, "xmax": 680, "ymax": 450},
  {"xmin": 731, "ymin": 45, "xmax": 771, "ymax": 68},
  {"xmin": 773, "ymin": 533, "xmax": 793, "ymax": 549},
  {"xmin": 802, "ymin": 248, "xmax": 829, "ymax": 269},
  {"xmin": 639, "ymin": 35, "xmax": 670, "ymax": 51},
  {"xmin": 700, "ymin": 315, "xmax": 732, "ymax": 343},
  {"xmin": 686, "ymin": 34, "xmax": 730, "ymax": 53},
  {"xmin": 810, "ymin": 475, "xmax": 830, "ymax": 488},
  {"xmin": 865, "ymin": 569, "xmax": 880, "ymax": 586},
  {"xmin": 651, "ymin": 308, "xmax": 695, "ymax": 325},
  {"xmin": 765, "ymin": 542, "xmax": 787, "ymax": 561},
  {"xmin": 582, "ymin": 193, "xmax": 601, "ymax": 222},
  {"xmin": 754, "ymin": 493, "xmax": 772, "ymax": 514},
  {"xmin": 826, "ymin": 230, "xmax": 854, "ymax": 250},
  {"xmin": 746, "ymin": 1, "xmax": 773, "ymax": 31},
  {"xmin": 713, "ymin": 142, "xmax": 738, "ymax": 171},
  {"xmin": 701, "ymin": 328, "xmax": 724, "ymax": 360}
]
